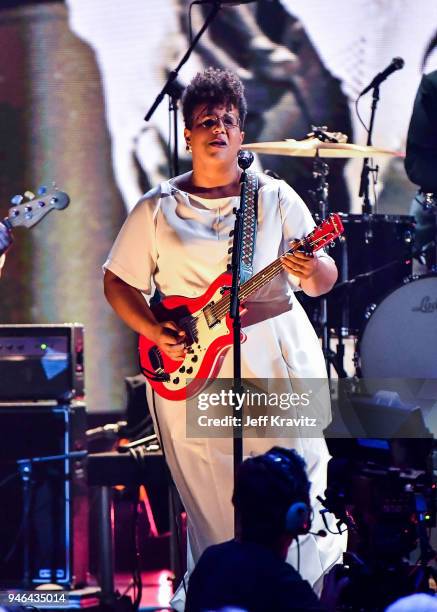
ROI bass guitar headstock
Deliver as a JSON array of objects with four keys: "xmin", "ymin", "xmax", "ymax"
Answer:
[{"xmin": 4, "ymin": 184, "xmax": 70, "ymax": 230}]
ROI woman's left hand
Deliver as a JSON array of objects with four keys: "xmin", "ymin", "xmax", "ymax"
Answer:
[{"xmin": 281, "ymin": 241, "xmax": 319, "ymax": 280}]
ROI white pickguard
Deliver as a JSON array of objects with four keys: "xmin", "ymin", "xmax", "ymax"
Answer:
[{"xmin": 162, "ymin": 286, "xmax": 231, "ymax": 393}]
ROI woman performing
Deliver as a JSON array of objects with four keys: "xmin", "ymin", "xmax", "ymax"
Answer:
[{"xmin": 103, "ymin": 67, "xmax": 345, "ymax": 609}]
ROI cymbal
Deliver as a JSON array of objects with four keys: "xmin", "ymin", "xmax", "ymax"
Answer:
[{"xmin": 241, "ymin": 137, "xmax": 403, "ymax": 158}]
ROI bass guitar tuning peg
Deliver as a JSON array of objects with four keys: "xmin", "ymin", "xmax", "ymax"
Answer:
[
  {"xmin": 10, "ymin": 194, "xmax": 23, "ymax": 205},
  {"xmin": 24, "ymin": 191, "xmax": 35, "ymax": 201},
  {"xmin": 37, "ymin": 185, "xmax": 47, "ymax": 195}
]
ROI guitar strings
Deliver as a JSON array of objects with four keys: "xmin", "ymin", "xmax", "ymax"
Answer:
[
  {"xmin": 209, "ymin": 227, "xmax": 334, "ymax": 321},
  {"xmin": 210, "ymin": 235, "xmax": 310, "ymax": 321}
]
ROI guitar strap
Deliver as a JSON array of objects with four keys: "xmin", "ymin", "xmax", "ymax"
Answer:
[{"xmin": 239, "ymin": 170, "xmax": 258, "ymax": 283}]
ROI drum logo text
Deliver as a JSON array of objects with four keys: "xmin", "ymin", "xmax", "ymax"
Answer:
[{"xmin": 412, "ymin": 296, "xmax": 437, "ymax": 313}]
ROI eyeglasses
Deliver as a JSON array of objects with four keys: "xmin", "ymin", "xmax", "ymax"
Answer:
[{"xmin": 196, "ymin": 114, "xmax": 240, "ymax": 130}]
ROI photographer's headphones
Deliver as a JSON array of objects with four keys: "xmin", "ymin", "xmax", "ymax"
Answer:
[{"xmin": 258, "ymin": 449, "xmax": 312, "ymax": 537}]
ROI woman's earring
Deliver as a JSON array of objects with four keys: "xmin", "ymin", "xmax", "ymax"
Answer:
[{"xmin": 186, "ymin": 141, "xmax": 192, "ymax": 153}]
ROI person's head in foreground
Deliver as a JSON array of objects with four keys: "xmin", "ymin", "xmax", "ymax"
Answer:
[{"xmin": 233, "ymin": 446, "xmax": 312, "ymax": 558}]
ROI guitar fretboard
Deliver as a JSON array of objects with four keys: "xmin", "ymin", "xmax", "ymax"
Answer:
[{"xmin": 208, "ymin": 213, "xmax": 342, "ymax": 323}]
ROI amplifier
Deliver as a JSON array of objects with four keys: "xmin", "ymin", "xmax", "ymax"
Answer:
[
  {"xmin": 0, "ymin": 324, "xmax": 84, "ymax": 401},
  {"xmin": 0, "ymin": 402, "xmax": 88, "ymax": 588}
]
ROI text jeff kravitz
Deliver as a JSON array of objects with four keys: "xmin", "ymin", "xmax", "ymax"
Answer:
[{"xmin": 197, "ymin": 415, "xmax": 318, "ymax": 427}]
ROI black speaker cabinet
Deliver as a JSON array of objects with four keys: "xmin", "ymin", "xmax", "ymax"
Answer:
[{"xmin": 0, "ymin": 402, "xmax": 88, "ymax": 588}]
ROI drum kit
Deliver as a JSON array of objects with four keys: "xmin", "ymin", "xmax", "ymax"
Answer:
[{"xmin": 242, "ymin": 131, "xmax": 437, "ymax": 379}]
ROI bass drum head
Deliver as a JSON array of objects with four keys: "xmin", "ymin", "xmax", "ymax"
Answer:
[{"xmin": 359, "ymin": 275, "xmax": 437, "ymax": 379}]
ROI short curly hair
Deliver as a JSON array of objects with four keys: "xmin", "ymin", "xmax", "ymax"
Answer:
[{"xmin": 182, "ymin": 67, "xmax": 247, "ymax": 129}]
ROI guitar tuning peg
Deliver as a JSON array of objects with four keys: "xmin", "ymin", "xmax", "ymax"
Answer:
[
  {"xmin": 10, "ymin": 194, "xmax": 23, "ymax": 205},
  {"xmin": 37, "ymin": 185, "xmax": 47, "ymax": 195},
  {"xmin": 24, "ymin": 191, "xmax": 35, "ymax": 201}
]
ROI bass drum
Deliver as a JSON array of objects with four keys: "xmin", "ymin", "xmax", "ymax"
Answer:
[{"xmin": 359, "ymin": 275, "xmax": 437, "ymax": 378}]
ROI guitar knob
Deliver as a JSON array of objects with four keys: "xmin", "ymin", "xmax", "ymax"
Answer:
[
  {"xmin": 10, "ymin": 195, "xmax": 23, "ymax": 205},
  {"xmin": 24, "ymin": 206, "xmax": 32, "ymax": 213},
  {"xmin": 37, "ymin": 185, "xmax": 48, "ymax": 195}
]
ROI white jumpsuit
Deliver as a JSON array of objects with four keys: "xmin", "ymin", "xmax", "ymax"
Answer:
[{"xmin": 104, "ymin": 175, "xmax": 346, "ymax": 607}]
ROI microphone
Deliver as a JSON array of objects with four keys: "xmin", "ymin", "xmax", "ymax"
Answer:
[
  {"xmin": 238, "ymin": 149, "xmax": 254, "ymax": 170},
  {"xmin": 86, "ymin": 421, "xmax": 128, "ymax": 441},
  {"xmin": 359, "ymin": 57, "xmax": 404, "ymax": 96}
]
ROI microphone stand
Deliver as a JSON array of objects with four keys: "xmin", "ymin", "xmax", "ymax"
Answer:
[
  {"xmin": 311, "ymin": 155, "xmax": 337, "ymax": 378},
  {"xmin": 308, "ymin": 128, "xmax": 348, "ymax": 378},
  {"xmin": 144, "ymin": 2, "xmax": 223, "ymax": 176},
  {"xmin": 229, "ymin": 156, "xmax": 253, "ymax": 531},
  {"xmin": 358, "ymin": 85, "xmax": 380, "ymax": 215}
]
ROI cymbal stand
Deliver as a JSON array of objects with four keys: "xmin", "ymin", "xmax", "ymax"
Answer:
[
  {"xmin": 421, "ymin": 192, "xmax": 437, "ymax": 271},
  {"xmin": 310, "ymin": 154, "xmax": 347, "ymax": 378},
  {"xmin": 358, "ymin": 85, "xmax": 380, "ymax": 214}
]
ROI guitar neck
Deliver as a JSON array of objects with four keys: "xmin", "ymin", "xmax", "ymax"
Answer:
[
  {"xmin": 206, "ymin": 213, "xmax": 343, "ymax": 322},
  {"xmin": 239, "ymin": 241, "xmax": 304, "ymax": 302},
  {"xmin": 210, "ymin": 239, "xmax": 306, "ymax": 321}
]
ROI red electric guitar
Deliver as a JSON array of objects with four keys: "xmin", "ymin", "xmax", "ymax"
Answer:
[{"xmin": 139, "ymin": 213, "xmax": 344, "ymax": 401}]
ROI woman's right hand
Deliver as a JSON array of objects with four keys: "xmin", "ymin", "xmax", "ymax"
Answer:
[{"xmin": 152, "ymin": 321, "xmax": 186, "ymax": 360}]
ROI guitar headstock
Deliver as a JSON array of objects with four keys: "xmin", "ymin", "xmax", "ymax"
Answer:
[
  {"xmin": 4, "ymin": 185, "xmax": 70, "ymax": 230},
  {"xmin": 307, "ymin": 213, "xmax": 344, "ymax": 252}
]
